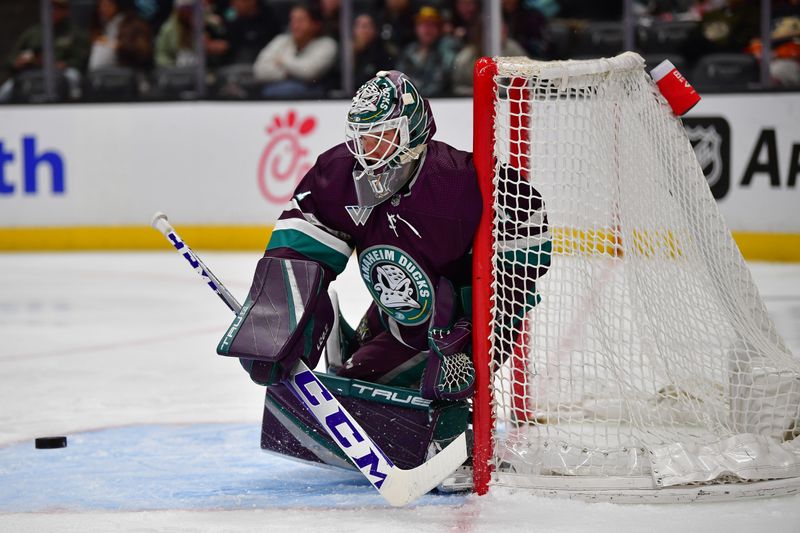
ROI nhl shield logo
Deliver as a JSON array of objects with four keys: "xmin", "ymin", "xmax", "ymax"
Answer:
[
  {"xmin": 359, "ymin": 245, "xmax": 433, "ymax": 326},
  {"xmin": 684, "ymin": 117, "xmax": 730, "ymax": 200}
]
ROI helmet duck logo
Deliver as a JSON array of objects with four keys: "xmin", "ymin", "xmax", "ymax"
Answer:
[
  {"xmin": 350, "ymin": 82, "xmax": 382, "ymax": 115},
  {"xmin": 348, "ymin": 77, "xmax": 397, "ymax": 122}
]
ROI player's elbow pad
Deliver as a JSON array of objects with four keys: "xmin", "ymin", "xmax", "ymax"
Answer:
[{"xmin": 216, "ymin": 257, "xmax": 333, "ymax": 384}]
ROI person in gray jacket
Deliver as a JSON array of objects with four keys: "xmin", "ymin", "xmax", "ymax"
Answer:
[{"xmin": 253, "ymin": 4, "xmax": 338, "ymax": 98}]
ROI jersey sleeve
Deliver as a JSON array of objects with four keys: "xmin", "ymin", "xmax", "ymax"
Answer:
[
  {"xmin": 492, "ymin": 165, "xmax": 552, "ymax": 361},
  {"xmin": 265, "ymin": 160, "xmax": 355, "ymax": 277},
  {"xmin": 495, "ymin": 165, "xmax": 551, "ymax": 283}
]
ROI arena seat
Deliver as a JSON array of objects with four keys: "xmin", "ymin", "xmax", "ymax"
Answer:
[
  {"xmin": 212, "ymin": 64, "xmax": 261, "ymax": 99},
  {"xmin": 83, "ymin": 66, "xmax": 139, "ymax": 102},
  {"xmin": 151, "ymin": 66, "xmax": 201, "ymax": 100},
  {"xmin": 10, "ymin": 69, "xmax": 70, "ymax": 103},
  {"xmin": 691, "ymin": 53, "xmax": 759, "ymax": 91},
  {"xmin": 639, "ymin": 20, "xmax": 699, "ymax": 54},
  {"xmin": 546, "ymin": 20, "xmax": 573, "ymax": 60},
  {"xmin": 572, "ymin": 21, "xmax": 624, "ymax": 58}
]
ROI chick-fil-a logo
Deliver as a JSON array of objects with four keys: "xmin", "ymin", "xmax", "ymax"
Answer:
[{"xmin": 257, "ymin": 110, "xmax": 316, "ymax": 204}]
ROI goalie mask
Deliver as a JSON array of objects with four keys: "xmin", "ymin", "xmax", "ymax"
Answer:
[{"xmin": 345, "ymin": 70, "xmax": 433, "ymax": 207}]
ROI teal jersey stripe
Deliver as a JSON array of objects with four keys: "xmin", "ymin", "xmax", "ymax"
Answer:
[
  {"xmin": 267, "ymin": 228, "xmax": 351, "ymax": 274},
  {"xmin": 499, "ymin": 239, "xmax": 552, "ymax": 268}
]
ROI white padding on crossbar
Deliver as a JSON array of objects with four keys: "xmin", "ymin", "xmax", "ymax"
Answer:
[{"xmin": 495, "ymin": 52, "xmax": 645, "ymax": 80}]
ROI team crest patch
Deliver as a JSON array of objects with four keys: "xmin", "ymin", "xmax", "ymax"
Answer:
[
  {"xmin": 359, "ymin": 245, "xmax": 433, "ymax": 326},
  {"xmin": 348, "ymin": 78, "xmax": 397, "ymax": 123}
]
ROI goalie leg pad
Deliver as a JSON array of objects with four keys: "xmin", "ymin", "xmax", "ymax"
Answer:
[{"xmin": 261, "ymin": 373, "xmax": 436, "ymax": 470}]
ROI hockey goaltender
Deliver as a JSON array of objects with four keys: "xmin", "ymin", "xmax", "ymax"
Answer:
[{"xmin": 216, "ymin": 70, "xmax": 551, "ymax": 492}]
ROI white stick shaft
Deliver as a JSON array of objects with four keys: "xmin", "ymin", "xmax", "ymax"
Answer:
[{"xmin": 151, "ymin": 212, "xmax": 241, "ymax": 313}]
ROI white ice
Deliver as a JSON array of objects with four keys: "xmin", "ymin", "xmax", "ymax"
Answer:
[{"xmin": 1, "ymin": 252, "xmax": 799, "ymax": 532}]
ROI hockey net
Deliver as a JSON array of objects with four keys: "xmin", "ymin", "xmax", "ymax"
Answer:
[{"xmin": 471, "ymin": 53, "xmax": 800, "ymax": 501}]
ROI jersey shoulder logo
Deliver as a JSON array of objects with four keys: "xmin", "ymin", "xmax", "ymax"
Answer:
[
  {"xmin": 346, "ymin": 205, "xmax": 374, "ymax": 226},
  {"xmin": 358, "ymin": 245, "xmax": 433, "ymax": 326}
]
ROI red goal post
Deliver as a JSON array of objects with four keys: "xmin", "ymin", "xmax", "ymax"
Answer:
[{"xmin": 470, "ymin": 53, "xmax": 800, "ymax": 501}]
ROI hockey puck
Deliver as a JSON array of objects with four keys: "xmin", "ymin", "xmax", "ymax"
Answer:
[{"xmin": 35, "ymin": 436, "xmax": 67, "ymax": 449}]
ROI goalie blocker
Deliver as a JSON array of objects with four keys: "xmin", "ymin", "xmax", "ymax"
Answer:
[{"xmin": 217, "ymin": 257, "xmax": 334, "ymax": 383}]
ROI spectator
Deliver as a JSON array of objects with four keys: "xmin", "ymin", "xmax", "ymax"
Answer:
[
  {"xmin": 116, "ymin": 12, "xmax": 155, "ymax": 70},
  {"xmin": 320, "ymin": 0, "xmax": 342, "ymax": 40},
  {"xmin": 377, "ymin": 0, "xmax": 417, "ymax": 58},
  {"xmin": 88, "ymin": 0, "xmax": 153, "ymax": 71},
  {"xmin": 352, "ymin": 13, "xmax": 393, "ymax": 88},
  {"xmin": 223, "ymin": 0, "xmax": 279, "ymax": 64},
  {"xmin": 526, "ymin": 0, "xmax": 560, "ymax": 18},
  {"xmin": 133, "ymin": 0, "xmax": 173, "ymax": 33},
  {"xmin": 154, "ymin": 0, "xmax": 228, "ymax": 68},
  {"xmin": 698, "ymin": 0, "xmax": 759, "ymax": 54},
  {"xmin": 253, "ymin": 4, "xmax": 337, "ymax": 98},
  {"xmin": 501, "ymin": 0, "xmax": 548, "ymax": 57},
  {"xmin": 448, "ymin": 0, "xmax": 481, "ymax": 46},
  {"xmin": 5, "ymin": 0, "xmax": 90, "ymax": 75},
  {"xmin": 397, "ymin": 6, "xmax": 457, "ymax": 97},
  {"xmin": 1, "ymin": 0, "xmax": 90, "ymax": 100},
  {"xmin": 747, "ymin": 16, "xmax": 800, "ymax": 87},
  {"xmin": 89, "ymin": 0, "xmax": 126, "ymax": 70},
  {"xmin": 451, "ymin": 19, "xmax": 526, "ymax": 96}
]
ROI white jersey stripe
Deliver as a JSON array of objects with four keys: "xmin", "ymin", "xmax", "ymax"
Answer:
[
  {"xmin": 496, "ymin": 230, "xmax": 552, "ymax": 250},
  {"xmin": 283, "ymin": 261, "xmax": 305, "ymax": 326}
]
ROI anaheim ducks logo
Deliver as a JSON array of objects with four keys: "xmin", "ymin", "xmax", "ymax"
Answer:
[
  {"xmin": 348, "ymin": 78, "xmax": 396, "ymax": 123},
  {"xmin": 359, "ymin": 245, "xmax": 432, "ymax": 326}
]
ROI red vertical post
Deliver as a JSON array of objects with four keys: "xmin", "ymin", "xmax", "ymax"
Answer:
[{"xmin": 472, "ymin": 57, "xmax": 498, "ymax": 496}]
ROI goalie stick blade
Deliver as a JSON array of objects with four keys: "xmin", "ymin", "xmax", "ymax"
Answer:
[
  {"xmin": 379, "ymin": 432, "xmax": 468, "ymax": 507},
  {"xmin": 287, "ymin": 363, "xmax": 469, "ymax": 506}
]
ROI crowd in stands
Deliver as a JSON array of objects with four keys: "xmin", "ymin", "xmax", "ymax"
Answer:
[{"xmin": 1, "ymin": 0, "xmax": 798, "ymax": 102}]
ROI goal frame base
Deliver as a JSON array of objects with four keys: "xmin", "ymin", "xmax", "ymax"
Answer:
[{"xmin": 493, "ymin": 473, "xmax": 800, "ymax": 503}]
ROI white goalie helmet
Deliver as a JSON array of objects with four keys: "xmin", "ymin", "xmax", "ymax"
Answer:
[{"xmin": 345, "ymin": 71, "xmax": 433, "ymax": 207}]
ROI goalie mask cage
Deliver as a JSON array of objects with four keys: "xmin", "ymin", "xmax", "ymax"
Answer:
[{"xmin": 470, "ymin": 53, "xmax": 800, "ymax": 502}]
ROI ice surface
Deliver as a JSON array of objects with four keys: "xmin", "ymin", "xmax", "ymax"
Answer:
[{"xmin": 1, "ymin": 252, "xmax": 799, "ymax": 532}]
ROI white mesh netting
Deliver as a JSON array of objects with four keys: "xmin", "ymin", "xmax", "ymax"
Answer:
[{"xmin": 486, "ymin": 53, "xmax": 800, "ymax": 495}]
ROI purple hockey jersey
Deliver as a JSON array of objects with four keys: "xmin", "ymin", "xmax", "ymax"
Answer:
[{"xmin": 264, "ymin": 138, "xmax": 482, "ymax": 352}]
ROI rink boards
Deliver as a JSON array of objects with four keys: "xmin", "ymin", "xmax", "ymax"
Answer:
[{"xmin": 0, "ymin": 93, "xmax": 798, "ymax": 260}]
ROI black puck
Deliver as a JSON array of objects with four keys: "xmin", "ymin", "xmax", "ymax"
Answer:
[{"xmin": 35, "ymin": 436, "xmax": 67, "ymax": 449}]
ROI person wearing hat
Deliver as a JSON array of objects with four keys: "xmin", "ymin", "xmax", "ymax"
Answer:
[
  {"xmin": 396, "ymin": 6, "xmax": 457, "ymax": 97},
  {"xmin": 1, "ymin": 0, "xmax": 90, "ymax": 100}
]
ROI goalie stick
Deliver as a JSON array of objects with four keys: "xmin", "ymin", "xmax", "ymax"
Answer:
[{"xmin": 150, "ymin": 212, "xmax": 468, "ymax": 506}]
